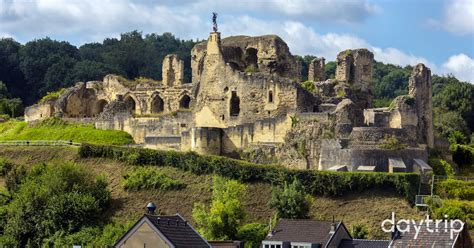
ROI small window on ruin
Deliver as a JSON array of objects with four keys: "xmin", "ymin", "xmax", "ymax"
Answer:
[
  {"xmin": 224, "ymin": 87, "xmax": 229, "ymax": 93},
  {"xmin": 230, "ymin": 91, "xmax": 240, "ymax": 117},
  {"xmin": 179, "ymin": 95, "xmax": 191, "ymax": 109},
  {"xmin": 245, "ymin": 48, "xmax": 258, "ymax": 66},
  {"xmin": 221, "ymin": 115, "xmax": 225, "ymax": 120},
  {"xmin": 268, "ymin": 90, "xmax": 273, "ymax": 103},
  {"xmin": 151, "ymin": 95, "xmax": 164, "ymax": 113},
  {"xmin": 124, "ymin": 96, "xmax": 136, "ymax": 113},
  {"xmin": 180, "ymin": 123, "xmax": 186, "ymax": 128}
]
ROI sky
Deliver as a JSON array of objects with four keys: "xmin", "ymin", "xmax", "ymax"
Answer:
[{"xmin": 0, "ymin": 0, "xmax": 473, "ymax": 82}]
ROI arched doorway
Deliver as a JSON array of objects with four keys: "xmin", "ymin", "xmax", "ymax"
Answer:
[
  {"xmin": 96, "ymin": 99, "xmax": 108, "ymax": 115},
  {"xmin": 124, "ymin": 96, "xmax": 136, "ymax": 114},
  {"xmin": 179, "ymin": 95, "xmax": 191, "ymax": 109},
  {"xmin": 151, "ymin": 95, "xmax": 164, "ymax": 113}
]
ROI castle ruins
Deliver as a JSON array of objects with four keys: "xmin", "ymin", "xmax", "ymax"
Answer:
[{"xmin": 25, "ymin": 26, "xmax": 435, "ymax": 174}]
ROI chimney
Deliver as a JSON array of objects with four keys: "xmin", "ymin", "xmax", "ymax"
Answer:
[
  {"xmin": 146, "ymin": 202, "xmax": 156, "ymax": 215},
  {"xmin": 330, "ymin": 216, "xmax": 337, "ymax": 233}
]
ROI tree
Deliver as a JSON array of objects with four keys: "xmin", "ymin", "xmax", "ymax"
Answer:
[
  {"xmin": 324, "ymin": 61, "xmax": 336, "ymax": 79},
  {"xmin": 268, "ymin": 179, "xmax": 311, "ymax": 219},
  {"xmin": 192, "ymin": 176, "xmax": 246, "ymax": 240},
  {"xmin": 19, "ymin": 38, "xmax": 80, "ymax": 104},
  {"xmin": 1, "ymin": 163, "xmax": 111, "ymax": 247}
]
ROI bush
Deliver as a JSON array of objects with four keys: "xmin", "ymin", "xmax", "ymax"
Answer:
[
  {"xmin": 431, "ymin": 199, "xmax": 474, "ymax": 225},
  {"xmin": 268, "ymin": 179, "xmax": 311, "ymax": 219},
  {"xmin": 122, "ymin": 167, "xmax": 185, "ymax": 191},
  {"xmin": 351, "ymin": 223, "xmax": 369, "ymax": 239},
  {"xmin": 429, "ymin": 157, "xmax": 455, "ymax": 177},
  {"xmin": 79, "ymin": 144, "xmax": 420, "ymax": 201},
  {"xmin": 2, "ymin": 162, "xmax": 111, "ymax": 246},
  {"xmin": 39, "ymin": 88, "xmax": 66, "ymax": 103},
  {"xmin": 379, "ymin": 135, "xmax": 407, "ymax": 150},
  {"xmin": 436, "ymin": 179, "xmax": 474, "ymax": 201},
  {"xmin": 236, "ymin": 223, "xmax": 269, "ymax": 248},
  {"xmin": 193, "ymin": 177, "xmax": 246, "ymax": 240},
  {"xmin": 301, "ymin": 81, "xmax": 317, "ymax": 94},
  {"xmin": 0, "ymin": 157, "xmax": 13, "ymax": 176}
]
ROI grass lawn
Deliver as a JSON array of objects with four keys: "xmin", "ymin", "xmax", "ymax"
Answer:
[{"xmin": 0, "ymin": 119, "xmax": 134, "ymax": 145}]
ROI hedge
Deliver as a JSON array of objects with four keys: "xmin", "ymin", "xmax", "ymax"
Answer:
[{"xmin": 79, "ymin": 144, "xmax": 420, "ymax": 200}]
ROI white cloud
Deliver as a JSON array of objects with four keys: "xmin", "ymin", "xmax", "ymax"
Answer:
[
  {"xmin": 429, "ymin": 0, "xmax": 474, "ymax": 35},
  {"xmin": 441, "ymin": 53, "xmax": 474, "ymax": 82}
]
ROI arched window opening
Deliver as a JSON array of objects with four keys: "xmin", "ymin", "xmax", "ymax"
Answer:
[
  {"xmin": 124, "ymin": 96, "xmax": 136, "ymax": 113},
  {"xmin": 268, "ymin": 90, "xmax": 273, "ymax": 103},
  {"xmin": 179, "ymin": 95, "xmax": 191, "ymax": 109},
  {"xmin": 151, "ymin": 95, "xmax": 164, "ymax": 113},
  {"xmin": 230, "ymin": 91, "xmax": 240, "ymax": 117},
  {"xmin": 96, "ymin": 99, "xmax": 108, "ymax": 115}
]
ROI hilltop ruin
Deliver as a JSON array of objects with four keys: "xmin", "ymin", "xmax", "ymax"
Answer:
[{"xmin": 25, "ymin": 28, "xmax": 434, "ymax": 174}]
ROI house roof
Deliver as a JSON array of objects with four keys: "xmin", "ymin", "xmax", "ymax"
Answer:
[
  {"xmin": 145, "ymin": 214, "xmax": 210, "ymax": 248},
  {"xmin": 389, "ymin": 221, "xmax": 463, "ymax": 247},
  {"xmin": 338, "ymin": 239, "xmax": 389, "ymax": 248},
  {"xmin": 264, "ymin": 219, "xmax": 338, "ymax": 244},
  {"xmin": 114, "ymin": 214, "xmax": 210, "ymax": 248}
]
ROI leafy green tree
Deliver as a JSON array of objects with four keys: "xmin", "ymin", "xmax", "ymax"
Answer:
[
  {"xmin": 19, "ymin": 38, "xmax": 80, "ymax": 103},
  {"xmin": 324, "ymin": 61, "xmax": 336, "ymax": 79},
  {"xmin": 268, "ymin": 179, "xmax": 311, "ymax": 219},
  {"xmin": 351, "ymin": 223, "xmax": 369, "ymax": 239},
  {"xmin": 434, "ymin": 108, "xmax": 469, "ymax": 138},
  {"xmin": 433, "ymin": 79, "xmax": 474, "ymax": 132},
  {"xmin": 2, "ymin": 163, "xmax": 110, "ymax": 247},
  {"xmin": 0, "ymin": 38, "xmax": 25, "ymax": 98},
  {"xmin": 193, "ymin": 176, "xmax": 246, "ymax": 240}
]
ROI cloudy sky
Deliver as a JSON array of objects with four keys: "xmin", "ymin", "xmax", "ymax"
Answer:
[{"xmin": 1, "ymin": 0, "xmax": 473, "ymax": 82}]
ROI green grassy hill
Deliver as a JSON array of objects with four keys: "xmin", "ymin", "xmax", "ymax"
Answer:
[
  {"xmin": 0, "ymin": 118, "xmax": 134, "ymax": 145},
  {"xmin": 0, "ymin": 146, "xmax": 422, "ymax": 240}
]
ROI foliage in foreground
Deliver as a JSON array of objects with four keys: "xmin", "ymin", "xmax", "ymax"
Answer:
[
  {"xmin": 79, "ymin": 144, "xmax": 420, "ymax": 200},
  {"xmin": 192, "ymin": 177, "xmax": 268, "ymax": 247},
  {"xmin": 0, "ymin": 162, "xmax": 111, "ymax": 247},
  {"xmin": 193, "ymin": 177, "xmax": 246, "ymax": 240},
  {"xmin": 0, "ymin": 118, "xmax": 134, "ymax": 145},
  {"xmin": 268, "ymin": 179, "xmax": 311, "ymax": 219},
  {"xmin": 122, "ymin": 167, "xmax": 186, "ymax": 191}
]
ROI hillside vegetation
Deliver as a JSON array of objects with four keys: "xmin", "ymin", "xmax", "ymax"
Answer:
[
  {"xmin": 0, "ymin": 146, "xmax": 422, "ymax": 246},
  {"xmin": 0, "ymin": 118, "xmax": 134, "ymax": 145}
]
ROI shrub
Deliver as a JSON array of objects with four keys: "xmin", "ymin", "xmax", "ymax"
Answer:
[
  {"xmin": 429, "ymin": 157, "xmax": 455, "ymax": 177},
  {"xmin": 236, "ymin": 223, "xmax": 269, "ymax": 248},
  {"xmin": 351, "ymin": 223, "xmax": 369, "ymax": 239},
  {"xmin": 0, "ymin": 157, "xmax": 13, "ymax": 176},
  {"xmin": 193, "ymin": 177, "xmax": 246, "ymax": 240},
  {"xmin": 431, "ymin": 199, "xmax": 474, "ymax": 225},
  {"xmin": 2, "ymin": 162, "xmax": 111, "ymax": 246},
  {"xmin": 245, "ymin": 64, "xmax": 258, "ymax": 73},
  {"xmin": 39, "ymin": 88, "xmax": 66, "ymax": 103},
  {"xmin": 268, "ymin": 179, "xmax": 311, "ymax": 219},
  {"xmin": 436, "ymin": 179, "xmax": 474, "ymax": 201},
  {"xmin": 79, "ymin": 144, "xmax": 420, "ymax": 200},
  {"xmin": 122, "ymin": 167, "xmax": 185, "ymax": 191},
  {"xmin": 301, "ymin": 81, "xmax": 317, "ymax": 94},
  {"xmin": 379, "ymin": 135, "xmax": 407, "ymax": 150}
]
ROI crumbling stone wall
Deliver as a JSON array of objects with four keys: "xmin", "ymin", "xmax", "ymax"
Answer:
[
  {"xmin": 334, "ymin": 49, "xmax": 374, "ymax": 126},
  {"xmin": 162, "ymin": 54, "xmax": 184, "ymax": 87},
  {"xmin": 308, "ymin": 57, "xmax": 325, "ymax": 82},
  {"xmin": 409, "ymin": 64, "xmax": 434, "ymax": 148}
]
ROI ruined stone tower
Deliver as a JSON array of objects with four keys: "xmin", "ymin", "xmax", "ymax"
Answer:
[
  {"xmin": 308, "ymin": 57, "xmax": 325, "ymax": 82},
  {"xmin": 162, "ymin": 54, "xmax": 184, "ymax": 87},
  {"xmin": 409, "ymin": 63, "xmax": 434, "ymax": 148},
  {"xmin": 335, "ymin": 49, "xmax": 374, "ymax": 125}
]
